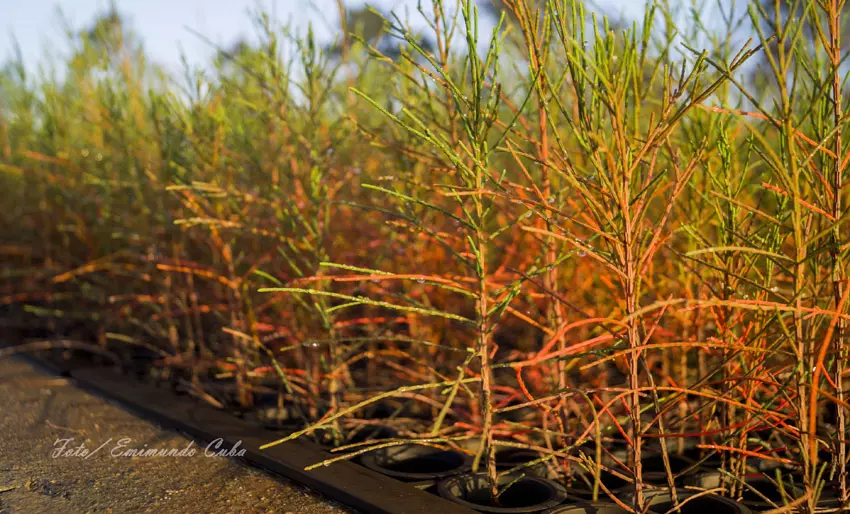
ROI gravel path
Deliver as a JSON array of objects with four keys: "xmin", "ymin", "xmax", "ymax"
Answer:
[{"xmin": 0, "ymin": 356, "xmax": 355, "ymax": 514}]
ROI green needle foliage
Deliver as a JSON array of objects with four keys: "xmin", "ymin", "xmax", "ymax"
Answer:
[{"xmin": 2, "ymin": 0, "xmax": 850, "ymax": 511}]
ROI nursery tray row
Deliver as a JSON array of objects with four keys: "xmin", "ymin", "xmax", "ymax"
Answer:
[{"xmin": 18, "ymin": 352, "xmax": 478, "ymax": 514}]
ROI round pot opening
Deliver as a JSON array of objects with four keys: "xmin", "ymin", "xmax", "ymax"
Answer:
[
  {"xmin": 360, "ymin": 444, "xmax": 470, "ymax": 481},
  {"xmin": 684, "ymin": 470, "xmax": 723, "ymax": 489},
  {"xmin": 646, "ymin": 492, "xmax": 751, "ymax": 514},
  {"xmin": 739, "ymin": 474, "xmax": 803, "ymax": 507},
  {"xmin": 545, "ymin": 501, "xmax": 634, "ymax": 514},
  {"xmin": 344, "ymin": 425, "xmax": 397, "ymax": 445},
  {"xmin": 679, "ymin": 446, "xmax": 723, "ymax": 468},
  {"xmin": 642, "ymin": 453, "xmax": 696, "ymax": 485},
  {"xmin": 738, "ymin": 472, "xmax": 842, "ymax": 508},
  {"xmin": 566, "ymin": 472, "xmax": 632, "ymax": 500},
  {"xmin": 363, "ymin": 399, "xmax": 432, "ymax": 420},
  {"xmin": 438, "ymin": 472, "xmax": 568, "ymax": 513},
  {"xmin": 814, "ymin": 481, "xmax": 845, "ymax": 507},
  {"xmin": 642, "ymin": 453, "xmax": 693, "ymax": 474},
  {"xmin": 495, "ymin": 448, "xmax": 545, "ymax": 471},
  {"xmin": 578, "ymin": 441, "xmax": 630, "ymax": 464}
]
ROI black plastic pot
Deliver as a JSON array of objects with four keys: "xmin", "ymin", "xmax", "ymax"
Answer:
[
  {"xmin": 438, "ymin": 472, "xmax": 568, "ymax": 513},
  {"xmin": 345, "ymin": 424, "xmax": 398, "ymax": 445},
  {"xmin": 125, "ymin": 346, "xmax": 165, "ymax": 373},
  {"xmin": 641, "ymin": 452, "xmax": 697, "ymax": 485},
  {"xmin": 363, "ymin": 398, "xmax": 433, "ymax": 420},
  {"xmin": 255, "ymin": 405, "xmax": 303, "ymax": 429},
  {"xmin": 683, "ymin": 469, "xmax": 723, "ymax": 490},
  {"xmin": 568, "ymin": 452, "xmax": 695, "ymax": 499},
  {"xmin": 259, "ymin": 415, "xmax": 399, "ymax": 452},
  {"xmin": 676, "ymin": 446, "xmax": 723, "ymax": 469},
  {"xmin": 255, "ymin": 417, "xmax": 343, "ymax": 450},
  {"xmin": 66, "ymin": 367, "xmax": 477, "ymax": 514},
  {"xmin": 738, "ymin": 473, "xmax": 805, "ymax": 511},
  {"xmin": 644, "ymin": 490, "xmax": 753, "ymax": 514},
  {"xmin": 564, "ymin": 471, "xmax": 632, "ymax": 501},
  {"xmin": 689, "ymin": 470, "xmax": 845, "ymax": 510},
  {"xmin": 495, "ymin": 448, "xmax": 548, "ymax": 476},
  {"xmin": 684, "ymin": 467, "xmax": 772, "ymax": 491},
  {"xmin": 360, "ymin": 443, "xmax": 472, "ymax": 483},
  {"xmin": 577, "ymin": 441, "xmax": 630, "ymax": 466},
  {"xmin": 814, "ymin": 481, "xmax": 847, "ymax": 510},
  {"xmin": 545, "ymin": 502, "xmax": 638, "ymax": 514}
]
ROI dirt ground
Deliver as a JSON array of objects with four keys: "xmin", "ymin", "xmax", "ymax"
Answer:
[{"xmin": 0, "ymin": 356, "xmax": 355, "ymax": 514}]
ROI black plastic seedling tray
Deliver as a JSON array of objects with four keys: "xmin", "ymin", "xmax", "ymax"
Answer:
[{"xmin": 17, "ymin": 352, "xmax": 477, "ymax": 514}]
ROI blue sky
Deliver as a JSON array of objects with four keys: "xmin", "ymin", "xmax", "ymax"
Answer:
[{"xmin": 1, "ymin": 0, "xmax": 645, "ymax": 74}]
